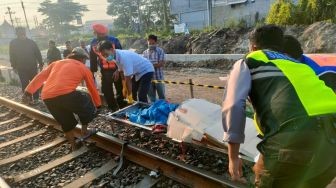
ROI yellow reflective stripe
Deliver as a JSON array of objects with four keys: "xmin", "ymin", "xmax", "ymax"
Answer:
[
  {"xmin": 273, "ymin": 59, "xmax": 336, "ymax": 115},
  {"xmin": 247, "ymin": 50, "xmax": 336, "ymax": 116},
  {"xmin": 253, "ymin": 113, "xmax": 264, "ymax": 136}
]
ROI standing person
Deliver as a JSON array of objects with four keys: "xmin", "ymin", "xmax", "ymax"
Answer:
[
  {"xmin": 23, "ymin": 47, "xmax": 101, "ymax": 150},
  {"xmin": 98, "ymin": 40, "xmax": 154, "ymax": 103},
  {"xmin": 222, "ymin": 25, "xmax": 336, "ymax": 187},
  {"xmin": 46, "ymin": 40, "xmax": 62, "ymax": 65},
  {"xmin": 79, "ymin": 39, "xmax": 90, "ymax": 69},
  {"xmin": 9, "ymin": 27, "xmax": 43, "ymax": 101},
  {"xmin": 143, "ymin": 34, "xmax": 166, "ymax": 102},
  {"xmin": 90, "ymin": 23, "xmax": 125, "ymax": 111},
  {"xmin": 63, "ymin": 41, "xmax": 72, "ymax": 58},
  {"xmin": 282, "ymin": 35, "xmax": 336, "ymax": 91}
]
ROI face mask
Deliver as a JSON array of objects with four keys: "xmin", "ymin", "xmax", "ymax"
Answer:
[
  {"xmin": 106, "ymin": 54, "xmax": 114, "ymax": 61},
  {"xmin": 148, "ymin": 44, "xmax": 156, "ymax": 50}
]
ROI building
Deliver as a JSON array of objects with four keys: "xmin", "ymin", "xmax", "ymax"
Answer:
[
  {"xmin": 170, "ymin": 0, "xmax": 277, "ymax": 30},
  {"xmin": 170, "ymin": 0, "xmax": 211, "ymax": 30},
  {"xmin": 0, "ymin": 20, "xmax": 15, "ymax": 45}
]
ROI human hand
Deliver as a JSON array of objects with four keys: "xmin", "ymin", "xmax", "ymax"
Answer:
[
  {"xmin": 229, "ymin": 158, "xmax": 247, "ymax": 183},
  {"xmin": 253, "ymin": 155, "xmax": 264, "ymax": 187}
]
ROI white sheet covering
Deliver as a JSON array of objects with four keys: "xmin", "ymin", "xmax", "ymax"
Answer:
[{"xmin": 167, "ymin": 99, "xmax": 261, "ymax": 161}]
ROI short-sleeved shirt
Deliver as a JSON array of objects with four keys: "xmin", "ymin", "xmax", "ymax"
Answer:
[
  {"xmin": 143, "ymin": 47, "xmax": 166, "ymax": 80},
  {"xmin": 115, "ymin": 49, "xmax": 154, "ymax": 81}
]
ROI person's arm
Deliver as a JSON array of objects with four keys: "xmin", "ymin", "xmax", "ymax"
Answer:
[
  {"xmin": 25, "ymin": 63, "xmax": 54, "ymax": 94},
  {"xmin": 9, "ymin": 40, "xmax": 17, "ymax": 70},
  {"xmin": 222, "ymin": 59, "xmax": 251, "ymax": 181},
  {"xmin": 83, "ymin": 68, "xmax": 101, "ymax": 107},
  {"xmin": 89, "ymin": 43, "xmax": 98, "ymax": 72},
  {"xmin": 33, "ymin": 41, "xmax": 43, "ymax": 69}
]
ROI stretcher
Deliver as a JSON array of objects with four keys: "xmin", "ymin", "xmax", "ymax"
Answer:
[{"xmin": 104, "ymin": 102, "xmax": 153, "ymax": 131}]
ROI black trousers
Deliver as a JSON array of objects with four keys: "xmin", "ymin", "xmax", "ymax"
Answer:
[
  {"xmin": 101, "ymin": 70, "xmax": 125, "ymax": 111},
  {"xmin": 18, "ymin": 68, "xmax": 39, "ymax": 100},
  {"xmin": 258, "ymin": 116, "xmax": 336, "ymax": 188},
  {"xmin": 44, "ymin": 91, "xmax": 96, "ymax": 132},
  {"xmin": 132, "ymin": 72, "xmax": 153, "ymax": 103}
]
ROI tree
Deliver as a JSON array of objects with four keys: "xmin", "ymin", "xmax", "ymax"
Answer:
[
  {"xmin": 266, "ymin": 0, "xmax": 336, "ymax": 25},
  {"xmin": 107, "ymin": 0, "xmax": 172, "ymax": 34},
  {"xmin": 297, "ymin": 0, "xmax": 336, "ymax": 24},
  {"xmin": 266, "ymin": 0, "xmax": 294, "ymax": 26},
  {"xmin": 38, "ymin": 0, "xmax": 88, "ymax": 39}
]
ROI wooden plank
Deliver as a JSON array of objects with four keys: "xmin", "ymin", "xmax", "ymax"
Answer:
[
  {"xmin": 0, "ymin": 129, "xmax": 46, "ymax": 149},
  {"xmin": 0, "ymin": 137, "xmax": 67, "ymax": 166},
  {"xmin": 64, "ymin": 159, "xmax": 117, "ymax": 188},
  {"xmin": 0, "ymin": 117, "xmax": 20, "ymax": 126},
  {"xmin": 0, "ymin": 123, "xmax": 33, "ymax": 136},
  {"xmin": 14, "ymin": 146, "xmax": 89, "ymax": 182},
  {"xmin": 134, "ymin": 176, "xmax": 161, "ymax": 188}
]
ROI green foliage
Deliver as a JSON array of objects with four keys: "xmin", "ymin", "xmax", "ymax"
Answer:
[
  {"xmin": 266, "ymin": 0, "xmax": 336, "ymax": 25},
  {"xmin": 38, "ymin": 0, "xmax": 88, "ymax": 39},
  {"xmin": 266, "ymin": 0, "xmax": 294, "ymax": 26},
  {"xmin": 107, "ymin": 0, "xmax": 173, "ymax": 34},
  {"xmin": 224, "ymin": 18, "xmax": 248, "ymax": 28}
]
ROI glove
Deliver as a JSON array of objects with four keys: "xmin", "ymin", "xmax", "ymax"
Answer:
[
  {"xmin": 127, "ymin": 95, "xmax": 134, "ymax": 104},
  {"xmin": 122, "ymin": 80, "xmax": 127, "ymax": 98}
]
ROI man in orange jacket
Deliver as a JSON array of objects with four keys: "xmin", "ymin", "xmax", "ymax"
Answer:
[{"xmin": 23, "ymin": 47, "xmax": 101, "ymax": 150}]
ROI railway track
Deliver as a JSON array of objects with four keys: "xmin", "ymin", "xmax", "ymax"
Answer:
[{"xmin": 0, "ymin": 95, "xmax": 249, "ymax": 188}]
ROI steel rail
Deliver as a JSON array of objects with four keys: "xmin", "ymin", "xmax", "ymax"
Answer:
[{"xmin": 0, "ymin": 96, "xmax": 248, "ymax": 188}]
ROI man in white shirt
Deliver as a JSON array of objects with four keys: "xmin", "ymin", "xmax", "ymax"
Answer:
[{"xmin": 98, "ymin": 40, "xmax": 154, "ymax": 103}]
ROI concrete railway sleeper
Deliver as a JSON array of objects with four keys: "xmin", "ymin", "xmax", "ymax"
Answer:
[{"xmin": 0, "ymin": 96, "xmax": 250, "ymax": 187}]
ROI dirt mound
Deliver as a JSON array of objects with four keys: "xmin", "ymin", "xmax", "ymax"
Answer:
[
  {"xmin": 186, "ymin": 28, "xmax": 250, "ymax": 54},
  {"xmin": 125, "ymin": 21, "xmax": 336, "ymax": 54},
  {"xmin": 299, "ymin": 22, "xmax": 336, "ymax": 53},
  {"xmin": 161, "ymin": 35, "xmax": 190, "ymax": 54}
]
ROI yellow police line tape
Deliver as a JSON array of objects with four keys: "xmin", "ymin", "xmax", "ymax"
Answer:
[{"xmin": 152, "ymin": 80, "xmax": 225, "ymax": 90}]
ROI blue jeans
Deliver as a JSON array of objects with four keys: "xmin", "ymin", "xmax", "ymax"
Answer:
[
  {"xmin": 148, "ymin": 82, "xmax": 165, "ymax": 103},
  {"xmin": 132, "ymin": 72, "xmax": 153, "ymax": 103}
]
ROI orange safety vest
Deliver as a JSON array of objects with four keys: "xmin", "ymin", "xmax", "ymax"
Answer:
[{"xmin": 92, "ymin": 45, "xmax": 116, "ymax": 70}]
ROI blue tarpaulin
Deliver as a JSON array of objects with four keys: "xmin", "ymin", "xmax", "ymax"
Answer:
[{"xmin": 127, "ymin": 100, "xmax": 179, "ymax": 126}]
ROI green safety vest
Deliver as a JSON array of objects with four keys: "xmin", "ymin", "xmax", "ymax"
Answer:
[{"xmin": 246, "ymin": 50, "xmax": 336, "ymax": 137}]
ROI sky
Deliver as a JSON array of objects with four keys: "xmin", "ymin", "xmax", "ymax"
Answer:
[{"xmin": 0, "ymin": 0, "xmax": 112, "ymax": 27}]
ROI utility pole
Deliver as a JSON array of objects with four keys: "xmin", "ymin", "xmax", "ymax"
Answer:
[
  {"xmin": 21, "ymin": 1, "xmax": 30, "ymax": 31},
  {"xmin": 5, "ymin": 7, "xmax": 15, "ymax": 28}
]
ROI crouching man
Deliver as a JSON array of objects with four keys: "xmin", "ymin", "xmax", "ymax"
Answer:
[
  {"xmin": 23, "ymin": 47, "xmax": 101, "ymax": 150},
  {"xmin": 98, "ymin": 40, "xmax": 154, "ymax": 103}
]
